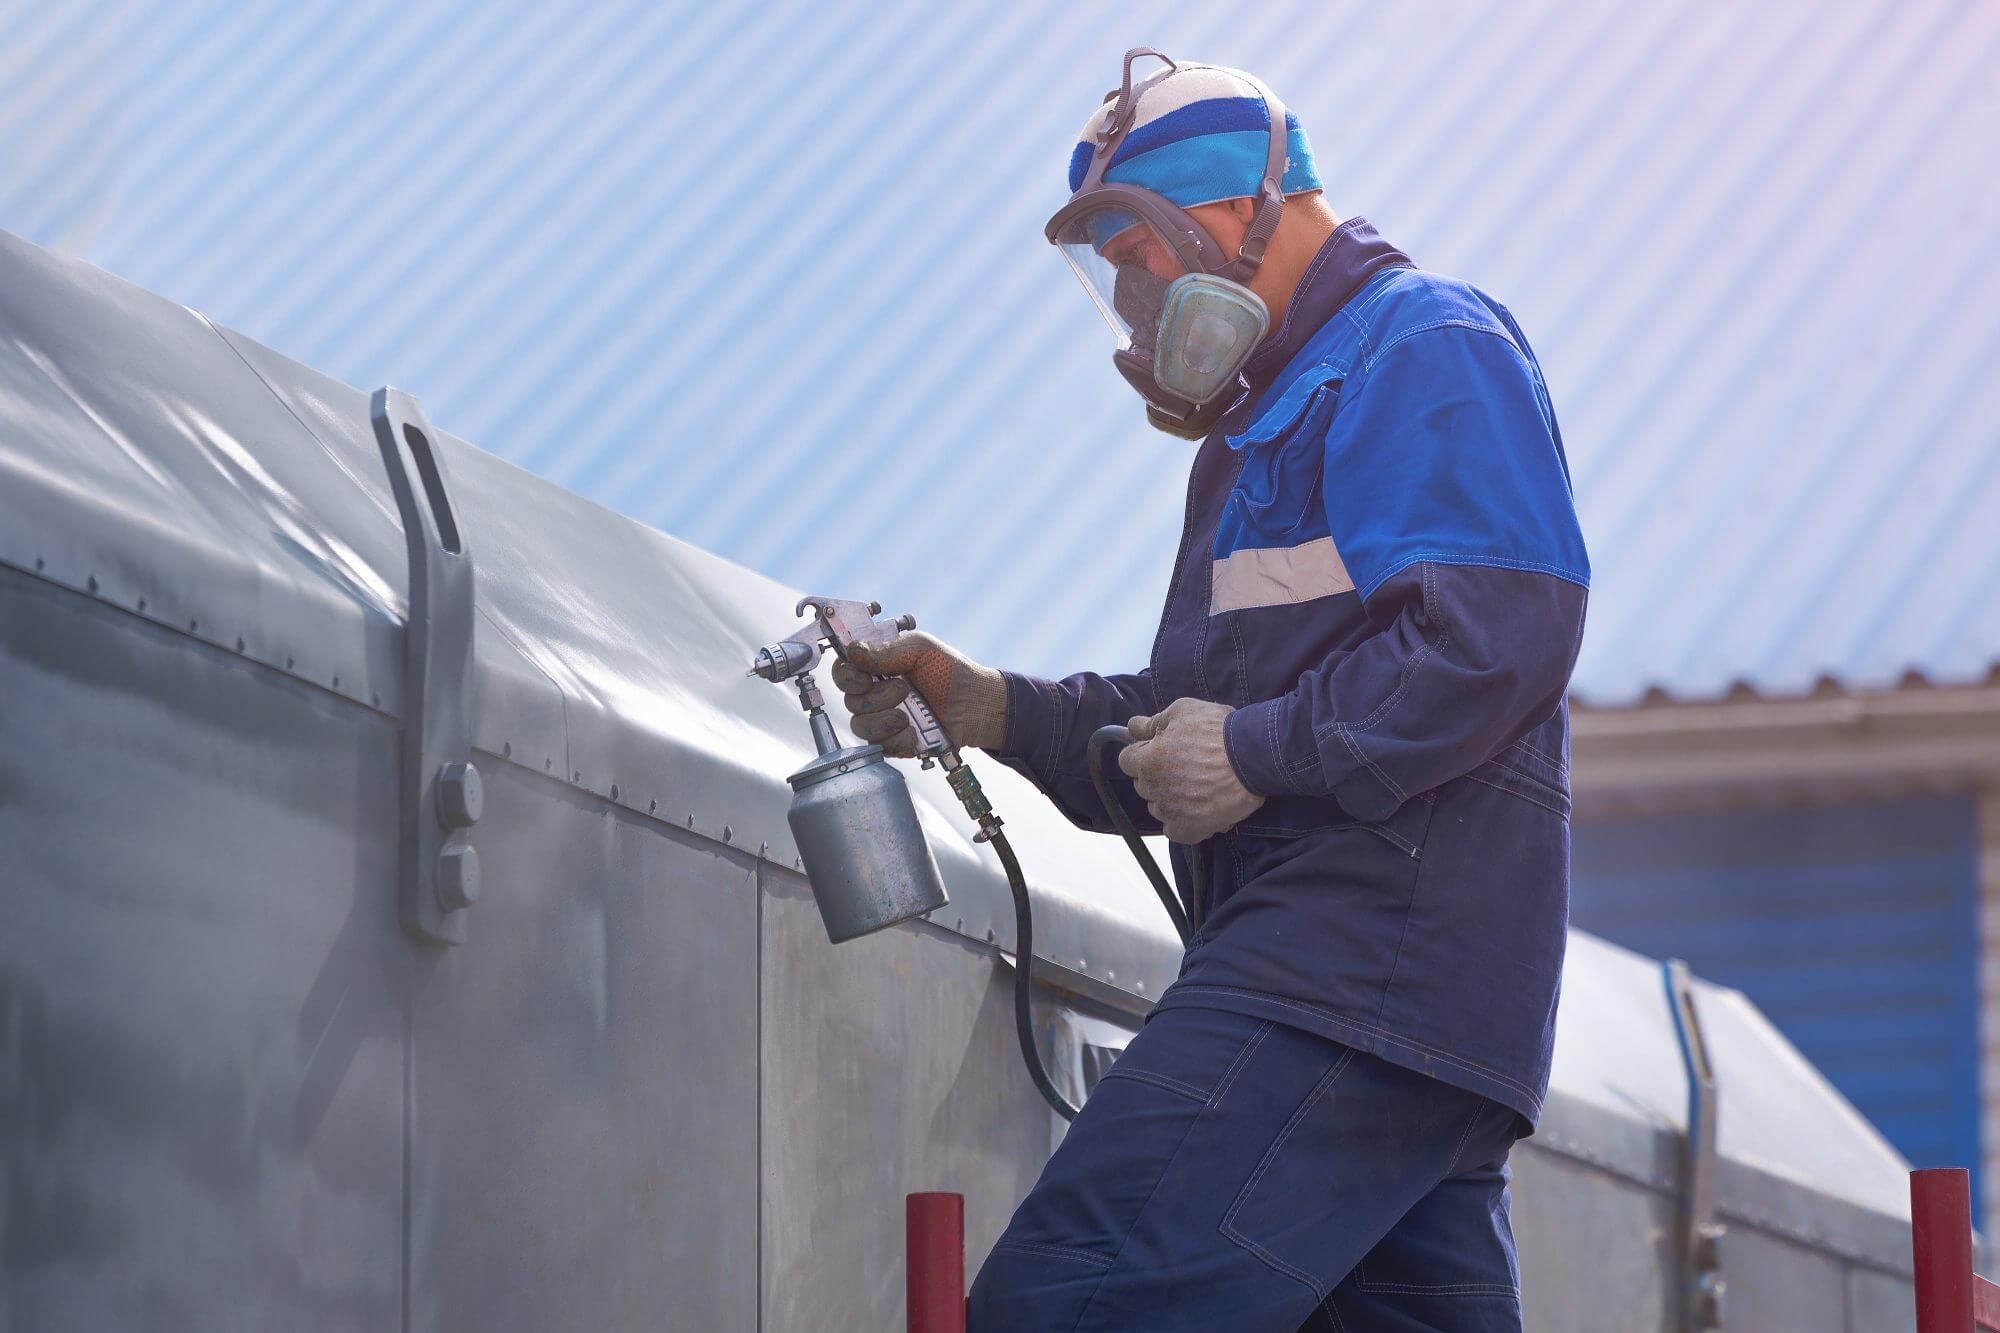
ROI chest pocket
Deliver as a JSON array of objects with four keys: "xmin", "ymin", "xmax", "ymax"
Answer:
[{"xmin": 1223, "ymin": 364, "xmax": 1345, "ymax": 545}]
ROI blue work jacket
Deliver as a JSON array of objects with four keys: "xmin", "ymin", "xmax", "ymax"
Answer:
[{"xmin": 995, "ymin": 219, "xmax": 1589, "ymax": 1127}]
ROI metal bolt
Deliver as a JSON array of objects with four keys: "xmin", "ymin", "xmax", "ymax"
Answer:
[
  {"xmin": 435, "ymin": 761, "xmax": 483, "ymax": 828},
  {"xmin": 434, "ymin": 844, "xmax": 480, "ymax": 912}
]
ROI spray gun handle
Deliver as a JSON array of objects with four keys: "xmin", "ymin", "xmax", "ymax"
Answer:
[
  {"xmin": 796, "ymin": 595, "xmax": 956, "ymax": 765},
  {"xmin": 898, "ymin": 691, "xmax": 952, "ymax": 765}
]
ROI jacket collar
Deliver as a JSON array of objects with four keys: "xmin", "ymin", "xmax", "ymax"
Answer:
[{"xmin": 1240, "ymin": 216, "xmax": 1412, "ymax": 399}]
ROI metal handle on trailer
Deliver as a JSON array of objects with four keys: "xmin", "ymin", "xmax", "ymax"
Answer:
[
  {"xmin": 1665, "ymin": 958, "xmax": 1725, "ymax": 1332},
  {"xmin": 372, "ymin": 387, "xmax": 482, "ymax": 946}
]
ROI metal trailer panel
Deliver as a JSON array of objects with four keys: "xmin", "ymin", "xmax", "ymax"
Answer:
[
  {"xmin": 1714, "ymin": 1224, "xmax": 1851, "ymax": 1332},
  {"xmin": 407, "ymin": 762, "xmax": 760, "ymax": 1331},
  {"xmin": 758, "ymin": 866, "xmax": 1099, "ymax": 1330},
  {"xmin": 1, "ymin": 568, "xmax": 405, "ymax": 1331},
  {"xmin": 1851, "ymin": 1264, "xmax": 1924, "ymax": 1333},
  {"xmin": 0, "ymin": 226, "xmax": 1934, "ymax": 1326},
  {"xmin": 1509, "ymin": 1145, "xmax": 1676, "ymax": 1331}
]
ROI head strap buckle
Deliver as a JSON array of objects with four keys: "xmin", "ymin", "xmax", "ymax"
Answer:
[{"xmin": 1098, "ymin": 47, "xmax": 1177, "ymax": 146}]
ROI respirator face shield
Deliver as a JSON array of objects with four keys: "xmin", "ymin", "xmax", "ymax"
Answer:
[
  {"xmin": 1046, "ymin": 50, "xmax": 1291, "ymax": 439},
  {"xmin": 1048, "ymin": 190, "xmax": 1273, "ymax": 438},
  {"xmin": 1050, "ymin": 206, "xmax": 1186, "ymax": 348}
]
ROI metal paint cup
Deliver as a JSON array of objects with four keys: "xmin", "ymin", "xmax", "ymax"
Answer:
[{"xmin": 786, "ymin": 743, "xmax": 949, "ymax": 942}]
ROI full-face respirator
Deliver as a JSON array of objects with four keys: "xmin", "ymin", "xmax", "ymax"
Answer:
[{"xmin": 1045, "ymin": 49, "xmax": 1294, "ymax": 438}]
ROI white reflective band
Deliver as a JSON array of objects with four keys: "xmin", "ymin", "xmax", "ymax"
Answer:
[{"xmin": 1209, "ymin": 535, "xmax": 1355, "ymax": 614}]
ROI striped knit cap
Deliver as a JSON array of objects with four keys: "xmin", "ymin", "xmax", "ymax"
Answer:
[{"xmin": 1067, "ymin": 60, "xmax": 1321, "ymax": 212}]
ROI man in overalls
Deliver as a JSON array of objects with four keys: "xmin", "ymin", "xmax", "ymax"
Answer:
[{"xmin": 837, "ymin": 50, "xmax": 1589, "ymax": 1331}]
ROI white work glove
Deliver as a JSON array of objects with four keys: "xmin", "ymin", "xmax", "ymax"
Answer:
[
  {"xmin": 1118, "ymin": 697, "xmax": 1265, "ymax": 844},
  {"xmin": 831, "ymin": 631, "xmax": 1008, "ymax": 757}
]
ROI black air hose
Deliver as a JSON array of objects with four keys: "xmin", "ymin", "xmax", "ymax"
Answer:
[
  {"xmin": 985, "ymin": 725, "xmax": 1207, "ymax": 1123},
  {"xmin": 989, "ymin": 828, "xmax": 1081, "ymax": 1122},
  {"xmin": 1088, "ymin": 725, "xmax": 1202, "ymax": 942}
]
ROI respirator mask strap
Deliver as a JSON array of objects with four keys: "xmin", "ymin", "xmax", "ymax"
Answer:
[{"xmin": 1219, "ymin": 73, "xmax": 1291, "ymax": 282}]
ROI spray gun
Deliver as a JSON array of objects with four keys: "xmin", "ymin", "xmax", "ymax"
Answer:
[
  {"xmin": 751, "ymin": 595, "xmax": 1075, "ymax": 1118},
  {"xmin": 751, "ymin": 597, "xmax": 1002, "ymax": 843},
  {"xmin": 751, "ymin": 596, "xmax": 1199, "ymax": 1122},
  {"xmin": 749, "ymin": 597, "xmax": 949, "ymax": 945}
]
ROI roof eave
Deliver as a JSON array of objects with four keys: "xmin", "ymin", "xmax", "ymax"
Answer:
[{"xmin": 1571, "ymin": 683, "xmax": 2000, "ymax": 817}]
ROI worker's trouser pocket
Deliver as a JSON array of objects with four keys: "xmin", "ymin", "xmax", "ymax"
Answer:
[
  {"xmin": 1219, "ymin": 1048, "xmax": 1523, "ymax": 1307},
  {"xmin": 1095, "ymin": 1006, "xmax": 1275, "ymax": 1105},
  {"xmin": 976, "ymin": 1007, "xmax": 1280, "ymax": 1277}
]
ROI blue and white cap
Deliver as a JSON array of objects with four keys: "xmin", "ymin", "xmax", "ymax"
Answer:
[{"xmin": 1066, "ymin": 60, "xmax": 1321, "ymax": 213}]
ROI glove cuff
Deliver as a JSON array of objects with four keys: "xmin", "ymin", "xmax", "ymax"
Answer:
[{"xmin": 950, "ymin": 660, "xmax": 1009, "ymax": 752}]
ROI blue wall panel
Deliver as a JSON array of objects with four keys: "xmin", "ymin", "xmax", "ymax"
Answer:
[{"xmin": 1571, "ymin": 797, "xmax": 1980, "ymax": 1193}]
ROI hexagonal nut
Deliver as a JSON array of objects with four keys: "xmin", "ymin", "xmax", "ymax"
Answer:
[
  {"xmin": 435, "ymin": 760, "xmax": 483, "ymax": 829},
  {"xmin": 434, "ymin": 843, "xmax": 481, "ymax": 913}
]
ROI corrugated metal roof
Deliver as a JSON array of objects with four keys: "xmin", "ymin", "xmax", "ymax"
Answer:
[{"xmin": 2, "ymin": 0, "xmax": 1996, "ymax": 706}]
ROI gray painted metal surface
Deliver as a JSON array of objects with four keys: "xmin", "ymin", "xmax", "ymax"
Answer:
[
  {"xmin": 3, "ymin": 567, "xmax": 407, "ymax": 1329},
  {"xmin": 0, "ymin": 229, "xmax": 1927, "ymax": 1328}
]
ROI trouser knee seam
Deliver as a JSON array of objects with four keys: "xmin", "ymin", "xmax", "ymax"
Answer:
[{"xmin": 991, "ymin": 1240, "xmax": 1116, "ymax": 1270}]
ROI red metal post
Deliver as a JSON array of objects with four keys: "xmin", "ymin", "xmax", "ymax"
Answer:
[
  {"xmin": 907, "ymin": 1191, "xmax": 966, "ymax": 1333},
  {"xmin": 1914, "ymin": 1168, "xmax": 1976, "ymax": 1333}
]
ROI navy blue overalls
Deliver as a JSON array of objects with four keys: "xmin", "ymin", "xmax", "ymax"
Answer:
[{"xmin": 968, "ymin": 219, "xmax": 1590, "ymax": 1331}]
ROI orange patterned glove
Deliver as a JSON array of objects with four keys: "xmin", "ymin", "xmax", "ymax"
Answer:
[{"xmin": 832, "ymin": 631, "xmax": 1008, "ymax": 757}]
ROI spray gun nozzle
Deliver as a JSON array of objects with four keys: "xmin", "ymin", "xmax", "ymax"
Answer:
[{"xmin": 750, "ymin": 638, "xmax": 819, "ymax": 683}]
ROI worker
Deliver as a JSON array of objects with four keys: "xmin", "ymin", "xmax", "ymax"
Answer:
[{"xmin": 835, "ymin": 49, "xmax": 1588, "ymax": 1331}]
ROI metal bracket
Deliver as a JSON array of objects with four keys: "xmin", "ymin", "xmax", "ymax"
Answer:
[
  {"xmin": 372, "ymin": 387, "xmax": 481, "ymax": 946},
  {"xmin": 1666, "ymin": 957, "xmax": 1725, "ymax": 1331}
]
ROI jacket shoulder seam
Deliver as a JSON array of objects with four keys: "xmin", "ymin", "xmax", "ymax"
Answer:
[{"xmin": 1361, "ymin": 317, "xmax": 1526, "ymax": 375}]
